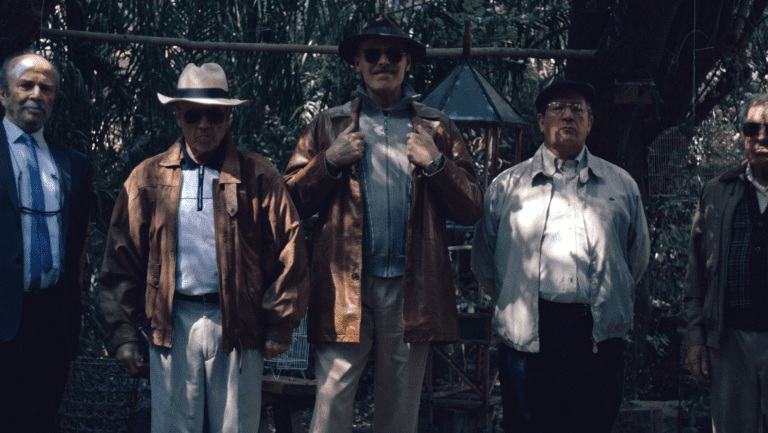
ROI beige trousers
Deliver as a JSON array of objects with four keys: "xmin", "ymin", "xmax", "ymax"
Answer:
[
  {"xmin": 309, "ymin": 275, "xmax": 430, "ymax": 433},
  {"xmin": 710, "ymin": 326, "xmax": 768, "ymax": 433},
  {"xmin": 149, "ymin": 299, "xmax": 264, "ymax": 433}
]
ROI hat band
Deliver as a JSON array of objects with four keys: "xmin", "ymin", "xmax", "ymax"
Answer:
[
  {"xmin": 175, "ymin": 88, "xmax": 231, "ymax": 99},
  {"xmin": 363, "ymin": 26, "xmax": 403, "ymax": 37}
]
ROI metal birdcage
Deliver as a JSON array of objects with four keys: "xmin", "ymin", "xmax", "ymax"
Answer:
[
  {"xmin": 263, "ymin": 315, "xmax": 309, "ymax": 378},
  {"xmin": 59, "ymin": 357, "xmax": 148, "ymax": 433}
]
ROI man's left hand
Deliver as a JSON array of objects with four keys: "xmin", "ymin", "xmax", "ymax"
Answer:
[
  {"xmin": 407, "ymin": 125, "xmax": 440, "ymax": 168},
  {"xmin": 263, "ymin": 339, "xmax": 290, "ymax": 360}
]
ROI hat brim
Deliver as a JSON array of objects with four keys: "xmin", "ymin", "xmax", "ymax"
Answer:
[
  {"xmin": 338, "ymin": 34, "xmax": 426, "ymax": 65},
  {"xmin": 157, "ymin": 93, "xmax": 249, "ymax": 106},
  {"xmin": 535, "ymin": 81, "xmax": 595, "ymax": 114}
]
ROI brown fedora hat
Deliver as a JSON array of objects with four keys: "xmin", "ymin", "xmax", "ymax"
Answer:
[{"xmin": 338, "ymin": 13, "xmax": 426, "ymax": 65}]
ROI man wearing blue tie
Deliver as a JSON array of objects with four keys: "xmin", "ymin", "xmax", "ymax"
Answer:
[{"xmin": 0, "ymin": 52, "xmax": 92, "ymax": 432}]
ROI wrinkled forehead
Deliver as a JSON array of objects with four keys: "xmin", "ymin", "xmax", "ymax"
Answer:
[
  {"xmin": 747, "ymin": 101, "xmax": 768, "ymax": 122},
  {"xmin": 357, "ymin": 37, "xmax": 405, "ymax": 53},
  {"xmin": 10, "ymin": 55, "xmax": 55, "ymax": 82}
]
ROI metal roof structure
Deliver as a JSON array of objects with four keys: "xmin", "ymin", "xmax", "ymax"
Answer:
[{"xmin": 421, "ymin": 59, "xmax": 527, "ymax": 128}]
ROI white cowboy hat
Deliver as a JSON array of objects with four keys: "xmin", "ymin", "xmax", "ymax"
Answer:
[{"xmin": 157, "ymin": 63, "xmax": 249, "ymax": 106}]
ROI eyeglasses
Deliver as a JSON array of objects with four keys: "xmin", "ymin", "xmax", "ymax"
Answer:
[
  {"xmin": 363, "ymin": 47, "xmax": 405, "ymax": 64},
  {"xmin": 547, "ymin": 101, "xmax": 588, "ymax": 116},
  {"xmin": 183, "ymin": 109, "xmax": 227, "ymax": 125},
  {"xmin": 742, "ymin": 122, "xmax": 768, "ymax": 137}
]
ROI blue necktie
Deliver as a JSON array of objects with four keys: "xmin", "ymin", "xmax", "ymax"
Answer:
[{"xmin": 20, "ymin": 133, "xmax": 53, "ymax": 285}]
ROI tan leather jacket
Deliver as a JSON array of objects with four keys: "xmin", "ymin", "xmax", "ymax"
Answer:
[
  {"xmin": 284, "ymin": 97, "xmax": 483, "ymax": 344},
  {"xmin": 98, "ymin": 134, "xmax": 310, "ymax": 354}
]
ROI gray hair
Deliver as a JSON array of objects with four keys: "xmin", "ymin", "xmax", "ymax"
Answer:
[
  {"xmin": 738, "ymin": 93, "xmax": 768, "ymax": 130},
  {"xmin": 0, "ymin": 51, "xmax": 61, "ymax": 93}
]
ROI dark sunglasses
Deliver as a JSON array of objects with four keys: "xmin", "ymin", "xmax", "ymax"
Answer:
[
  {"xmin": 363, "ymin": 47, "xmax": 405, "ymax": 63},
  {"xmin": 742, "ymin": 122, "xmax": 768, "ymax": 137},
  {"xmin": 183, "ymin": 109, "xmax": 226, "ymax": 125}
]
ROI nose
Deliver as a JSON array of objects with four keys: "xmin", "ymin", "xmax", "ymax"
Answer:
[
  {"xmin": 758, "ymin": 125, "xmax": 768, "ymax": 140},
  {"xmin": 197, "ymin": 113, "xmax": 212, "ymax": 129},
  {"xmin": 29, "ymin": 85, "xmax": 43, "ymax": 100}
]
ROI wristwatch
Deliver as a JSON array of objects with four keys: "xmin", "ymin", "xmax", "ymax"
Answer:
[{"xmin": 424, "ymin": 153, "xmax": 445, "ymax": 175}]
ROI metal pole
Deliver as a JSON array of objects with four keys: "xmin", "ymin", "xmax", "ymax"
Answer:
[{"xmin": 40, "ymin": 28, "xmax": 596, "ymax": 59}]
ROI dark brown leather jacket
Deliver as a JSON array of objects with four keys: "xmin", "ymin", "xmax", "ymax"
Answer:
[
  {"xmin": 98, "ymin": 135, "xmax": 309, "ymax": 354},
  {"xmin": 284, "ymin": 97, "xmax": 483, "ymax": 344}
]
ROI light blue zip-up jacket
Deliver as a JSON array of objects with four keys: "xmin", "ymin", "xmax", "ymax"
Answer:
[{"xmin": 471, "ymin": 144, "xmax": 650, "ymax": 353}]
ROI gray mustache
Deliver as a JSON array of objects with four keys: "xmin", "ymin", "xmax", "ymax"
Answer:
[
  {"xmin": 21, "ymin": 101, "xmax": 47, "ymax": 114},
  {"xmin": 371, "ymin": 65, "xmax": 400, "ymax": 73}
]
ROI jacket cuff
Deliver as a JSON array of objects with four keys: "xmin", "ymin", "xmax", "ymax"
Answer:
[
  {"xmin": 682, "ymin": 328, "xmax": 706, "ymax": 350},
  {"xmin": 266, "ymin": 326, "xmax": 294, "ymax": 345},
  {"xmin": 111, "ymin": 324, "xmax": 140, "ymax": 353}
]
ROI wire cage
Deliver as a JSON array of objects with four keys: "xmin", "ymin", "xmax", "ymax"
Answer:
[
  {"xmin": 648, "ymin": 126, "xmax": 743, "ymax": 198},
  {"xmin": 264, "ymin": 315, "xmax": 309, "ymax": 378},
  {"xmin": 59, "ymin": 357, "xmax": 147, "ymax": 433}
]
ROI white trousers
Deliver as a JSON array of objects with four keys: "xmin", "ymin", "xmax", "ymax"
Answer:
[
  {"xmin": 149, "ymin": 299, "xmax": 264, "ymax": 433},
  {"xmin": 309, "ymin": 275, "xmax": 430, "ymax": 433},
  {"xmin": 710, "ymin": 326, "xmax": 768, "ymax": 433}
]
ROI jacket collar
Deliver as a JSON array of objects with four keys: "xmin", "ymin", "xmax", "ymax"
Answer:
[
  {"xmin": 158, "ymin": 132, "xmax": 241, "ymax": 185},
  {"xmin": 531, "ymin": 143, "xmax": 603, "ymax": 184},
  {"xmin": 354, "ymin": 83, "xmax": 420, "ymax": 113},
  {"xmin": 718, "ymin": 160, "xmax": 748, "ymax": 182}
]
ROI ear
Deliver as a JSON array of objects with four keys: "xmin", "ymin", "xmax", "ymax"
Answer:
[
  {"xmin": 354, "ymin": 55, "xmax": 364, "ymax": 73},
  {"xmin": 405, "ymin": 53, "xmax": 412, "ymax": 72},
  {"xmin": 536, "ymin": 112, "xmax": 545, "ymax": 134},
  {"xmin": 585, "ymin": 115, "xmax": 594, "ymax": 135}
]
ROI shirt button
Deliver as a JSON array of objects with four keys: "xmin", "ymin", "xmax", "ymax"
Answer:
[
  {"xmin": 352, "ymin": 273, "xmax": 360, "ymax": 281},
  {"xmin": 153, "ymin": 277, "xmax": 159, "ymax": 284}
]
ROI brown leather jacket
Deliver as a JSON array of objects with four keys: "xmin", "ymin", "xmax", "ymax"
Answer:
[
  {"xmin": 284, "ymin": 97, "xmax": 483, "ymax": 344},
  {"xmin": 98, "ymin": 134, "xmax": 309, "ymax": 354}
]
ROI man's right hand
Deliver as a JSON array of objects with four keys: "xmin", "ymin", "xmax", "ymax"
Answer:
[
  {"xmin": 685, "ymin": 345, "xmax": 710, "ymax": 386},
  {"xmin": 326, "ymin": 123, "xmax": 365, "ymax": 166},
  {"xmin": 116, "ymin": 342, "xmax": 147, "ymax": 377}
]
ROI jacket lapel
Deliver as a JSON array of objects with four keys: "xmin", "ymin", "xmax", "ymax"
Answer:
[{"xmin": 0, "ymin": 123, "xmax": 21, "ymax": 217}]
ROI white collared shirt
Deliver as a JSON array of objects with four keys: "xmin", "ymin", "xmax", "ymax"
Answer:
[
  {"xmin": 4, "ymin": 117, "xmax": 62, "ymax": 289},
  {"xmin": 538, "ymin": 146, "xmax": 591, "ymax": 303},
  {"xmin": 746, "ymin": 163, "xmax": 768, "ymax": 213},
  {"xmin": 175, "ymin": 163, "xmax": 220, "ymax": 296}
]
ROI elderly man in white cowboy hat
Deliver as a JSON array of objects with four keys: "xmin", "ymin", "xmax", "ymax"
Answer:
[
  {"xmin": 97, "ymin": 62, "xmax": 310, "ymax": 433},
  {"xmin": 284, "ymin": 14, "xmax": 483, "ymax": 433}
]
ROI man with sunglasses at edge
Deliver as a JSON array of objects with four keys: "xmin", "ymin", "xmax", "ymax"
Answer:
[
  {"xmin": 283, "ymin": 14, "xmax": 483, "ymax": 433},
  {"xmin": 97, "ymin": 63, "xmax": 310, "ymax": 432},
  {"xmin": 472, "ymin": 81, "xmax": 650, "ymax": 432},
  {"xmin": 680, "ymin": 95, "xmax": 768, "ymax": 432},
  {"xmin": 0, "ymin": 51, "xmax": 92, "ymax": 433}
]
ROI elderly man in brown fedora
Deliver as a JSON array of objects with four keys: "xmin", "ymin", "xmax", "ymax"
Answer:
[
  {"xmin": 284, "ymin": 13, "xmax": 483, "ymax": 433},
  {"xmin": 98, "ymin": 62, "xmax": 310, "ymax": 433}
]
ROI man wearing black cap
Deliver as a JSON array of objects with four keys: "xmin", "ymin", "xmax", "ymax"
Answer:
[
  {"xmin": 471, "ymin": 81, "xmax": 649, "ymax": 432},
  {"xmin": 284, "ymin": 13, "xmax": 483, "ymax": 433},
  {"xmin": 98, "ymin": 63, "xmax": 309, "ymax": 432}
]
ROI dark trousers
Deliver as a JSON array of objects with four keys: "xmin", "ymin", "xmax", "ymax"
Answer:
[
  {"xmin": 498, "ymin": 299, "xmax": 624, "ymax": 433},
  {"xmin": 0, "ymin": 287, "xmax": 71, "ymax": 433}
]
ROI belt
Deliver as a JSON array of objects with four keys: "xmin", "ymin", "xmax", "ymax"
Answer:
[
  {"xmin": 539, "ymin": 298, "xmax": 591, "ymax": 317},
  {"xmin": 175, "ymin": 291, "xmax": 220, "ymax": 305}
]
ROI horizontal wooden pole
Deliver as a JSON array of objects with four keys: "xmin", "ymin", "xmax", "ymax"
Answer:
[{"xmin": 40, "ymin": 28, "xmax": 596, "ymax": 60}]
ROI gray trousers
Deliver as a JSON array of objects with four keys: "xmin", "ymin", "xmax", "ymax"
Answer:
[
  {"xmin": 710, "ymin": 326, "xmax": 768, "ymax": 433},
  {"xmin": 149, "ymin": 299, "xmax": 264, "ymax": 433},
  {"xmin": 309, "ymin": 275, "xmax": 430, "ymax": 433}
]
